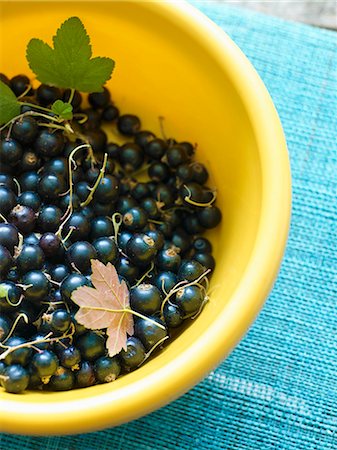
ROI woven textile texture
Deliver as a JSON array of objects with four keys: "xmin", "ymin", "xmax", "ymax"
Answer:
[{"xmin": 1, "ymin": 2, "xmax": 337, "ymax": 449}]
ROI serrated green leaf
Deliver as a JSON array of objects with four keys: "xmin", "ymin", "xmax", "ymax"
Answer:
[
  {"xmin": 0, "ymin": 80, "xmax": 21, "ymax": 126},
  {"xmin": 26, "ymin": 16, "xmax": 115, "ymax": 93},
  {"xmin": 73, "ymin": 57, "xmax": 115, "ymax": 93},
  {"xmin": 51, "ymin": 100, "xmax": 73, "ymax": 120}
]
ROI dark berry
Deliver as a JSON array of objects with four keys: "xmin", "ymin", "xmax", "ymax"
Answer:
[
  {"xmin": 177, "ymin": 260, "xmax": 206, "ymax": 282},
  {"xmin": 135, "ymin": 130, "xmax": 155, "ymax": 149},
  {"xmin": 85, "ymin": 129, "xmax": 107, "ymax": 153},
  {"xmin": 94, "ymin": 356, "xmax": 121, "ymax": 383},
  {"xmin": 116, "ymin": 257, "xmax": 139, "ymax": 283},
  {"xmin": 190, "ymin": 162, "xmax": 208, "ymax": 184},
  {"xmin": 49, "ymin": 264, "xmax": 70, "ymax": 283},
  {"xmin": 18, "ymin": 191, "xmax": 41, "ymax": 212},
  {"xmin": 156, "ymin": 247, "xmax": 181, "ymax": 272},
  {"xmin": 39, "ymin": 173, "xmax": 67, "ymax": 199},
  {"xmin": 0, "ymin": 281, "xmax": 22, "ymax": 311},
  {"xmin": 163, "ymin": 303, "xmax": 184, "ymax": 328},
  {"xmin": 57, "ymin": 345, "xmax": 81, "ymax": 370},
  {"xmin": 67, "ymin": 241, "xmax": 97, "ymax": 273},
  {"xmin": 119, "ymin": 143, "xmax": 144, "ymax": 172},
  {"xmin": 119, "ymin": 337, "xmax": 146, "ymax": 370},
  {"xmin": 145, "ymin": 229, "xmax": 165, "ymax": 250},
  {"xmin": 16, "ymin": 244, "xmax": 45, "ymax": 273},
  {"xmin": 0, "ymin": 186, "xmax": 16, "ymax": 215},
  {"xmin": 174, "ymin": 285, "xmax": 204, "ymax": 316},
  {"xmin": 47, "ymin": 309, "xmax": 72, "ymax": 333},
  {"xmin": 140, "ymin": 197, "xmax": 160, "ymax": 219},
  {"xmin": 24, "ymin": 233, "xmax": 40, "ymax": 246},
  {"xmin": 152, "ymin": 184, "xmax": 175, "ymax": 207},
  {"xmin": 9, "ymin": 204, "xmax": 36, "ymax": 234},
  {"xmin": 0, "ymin": 364, "xmax": 29, "ymax": 393},
  {"xmin": 64, "ymin": 212, "xmax": 91, "ymax": 242},
  {"xmin": 36, "ymin": 84, "xmax": 62, "ymax": 106},
  {"xmin": 94, "ymin": 175, "xmax": 120, "ymax": 204},
  {"xmin": 76, "ymin": 361, "xmax": 96, "ymax": 387},
  {"xmin": 10, "ymin": 74, "xmax": 31, "ymax": 96},
  {"xmin": 126, "ymin": 233, "xmax": 157, "ymax": 267},
  {"xmin": 130, "ymin": 283, "xmax": 162, "ymax": 315},
  {"xmin": 19, "ymin": 171, "xmax": 39, "ymax": 192},
  {"xmin": 49, "ymin": 367, "xmax": 75, "ymax": 390},
  {"xmin": 39, "ymin": 233, "xmax": 61, "ymax": 257},
  {"xmin": 193, "ymin": 252, "xmax": 216, "ymax": 271},
  {"xmin": 117, "ymin": 114, "xmax": 141, "ymax": 136},
  {"xmin": 90, "ymin": 216, "xmax": 113, "ymax": 240},
  {"xmin": 77, "ymin": 331, "xmax": 105, "ymax": 361},
  {"xmin": 37, "ymin": 205, "xmax": 62, "ymax": 232},
  {"xmin": 22, "ymin": 270, "xmax": 50, "ymax": 302},
  {"xmin": 88, "ymin": 87, "xmax": 111, "ymax": 109},
  {"xmin": 144, "ymin": 138, "xmax": 167, "ymax": 160},
  {"xmin": 182, "ymin": 213, "xmax": 205, "ymax": 235},
  {"xmin": 179, "ymin": 141, "xmax": 195, "ymax": 157},
  {"xmin": 12, "ymin": 117, "xmax": 38, "ymax": 144},
  {"xmin": 34, "ymin": 129, "xmax": 65, "ymax": 157},
  {"xmin": 171, "ymin": 228, "xmax": 192, "ymax": 254},
  {"xmin": 43, "ymin": 157, "xmax": 68, "ymax": 178},
  {"xmin": 123, "ymin": 207, "xmax": 148, "ymax": 231},
  {"xmin": 192, "ymin": 237, "xmax": 212, "ymax": 253},
  {"xmin": 93, "ymin": 237, "xmax": 118, "ymax": 265},
  {"xmin": 197, "ymin": 206, "xmax": 222, "ymax": 228},
  {"xmin": 3, "ymin": 337, "xmax": 32, "ymax": 366},
  {"xmin": 105, "ymin": 142, "xmax": 120, "ymax": 159},
  {"xmin": 167, "ymin": 144, "xmax": 190, "ymax": 168},
  {"xmin": 60, "ymin": 273, "xmax": 90, "ymax": 302},
  {"xmin": 31, "ymin": 350, "xmax": 59, "ymax": 380},
  {"xmin": 0, "ymin": 174, "xmax": 16, "ymax": 191},
  {"xmin": 117, "ymin": 230, "xmax": 133, "ymax": 253},
  {"xmin": 0, "ymin": 223, "xmax": 19, "ymax": 254},
  {"xmin": 148, "ymin": 162, "xmax": 170, "ymax": 182},
  {"xmin": 176, "ymin": 164, "xmax": 193, "ymax": 182},
  {"xmin": 0, "ymin": 316, "xmax": 10, "ymax": 341},
  {"xmin": 134, "ymin": 317, "xmax": 168, "ymax": 351},
  {"xmin": 102, "ymin": 104, "xmax": 119, "ymax": 122},
  {"xmin": 0, "ymin": 245, "xmax": 13, "ymax": 278},
  {"xmin": 153, "ymin": 271, "xmax": 178, "ymax": 295},
  {"xmin": 130, "ymin": 182, "xmax": 150, "ymax": 201},
  {"xmin": 63, "ymin": 89, "xmax": 82, "ymax": 110},
  {"xmin": 0, "ymin": 138, "xmax": 23, "ymax": 166}
]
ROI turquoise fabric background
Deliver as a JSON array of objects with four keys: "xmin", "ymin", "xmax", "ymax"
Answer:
[{"xmin": 1, "ymin": 2, "xmax": 336, "ymax": 448}]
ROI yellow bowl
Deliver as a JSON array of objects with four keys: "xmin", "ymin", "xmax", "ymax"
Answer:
[{"xmin": 0, "ymin": 0, "xmax": 291, "ymax": 435}]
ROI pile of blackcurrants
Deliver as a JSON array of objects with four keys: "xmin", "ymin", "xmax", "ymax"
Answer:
[{"xmin": 0, "ymin": 74, "xmax": 221, "ymax": 393}]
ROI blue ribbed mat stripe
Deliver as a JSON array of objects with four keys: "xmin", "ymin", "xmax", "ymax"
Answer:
[{"xmin": 1, "ymin": 2, "xmax": 337, "ymax": 449}]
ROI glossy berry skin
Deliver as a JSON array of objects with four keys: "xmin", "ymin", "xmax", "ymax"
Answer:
[
  {"xmin": 134, "ymin": 317, "xmax": 168, "ymax": 351},
  {"xmin": 85, "ymin": 129, "xmax": 107, "ymax": 153},
  {"xmin": 119, "ymin": 337, "xmax": 146, "ymax": 370},
  {"xmin": 0, "ymin": 364, "xmax": 29, "ymax": 393},
  {"xmin": 130, "ymin": 283, "xmax": 162, "ymax": 315},
  {"xmin": 130, "ymin": 182, "xmax": 150, "ymax": 201},
  {"xmin": 182, "ymin": 213, "xmax": 205, "ymax": 235},
  {"xmin": 174, "ymin": 285, "xmax": 204, "ymax": 316},
  {"xmin": 145, "ymin": 229, "xmax": 165, "ymax": 250},
  {"xmin": 77, "ymin": 331, "xmax": 106, "ymax": 361},
  {"xmin": 126, "ymin": 233, "xmax": 158, "ymax": 267},
  {"xmin": 49, "ymin": 367, "xmax": 75, "ymax": 391},
  {"xmin": 148, "ymin": 162, "xmax": 170, "ymax": 183},
  {"xmin": 179, "ymin": 141, "xmax": 195, "ymax": 157},
  {"xmin": 67, "ymin": 241, "xmax": 97, "ymax": 273},
  {"xmin": 94, "ymin": 175, "xmax": 120, "ymax": 204},
  {"xmin": 117, "ymin": 230, "xmax": 133, "ymax": 253},
  {"xmin": 34, "ymin": 130, "xmax": 65, "ymax": 157},
  {"xmin": 139, "ymin": 198, "xmax": 159, "ymax": 220},
  {"xmin": 156, "ymin": 248, "xmax": 181, "ymax": 273},
  {"xmin": 49, "ymin": 264, "xmax": 70, "ymax": 283},
  {"xmin": 76, "ymin": 361, "xmax": 96, "ymax": 388},
  {"xmin": 191, "ymin": 162, "xmax": 209, "ymax": 184},
  {"xmin": 0, "ymin": 245, "xmax": 13, "ymax": 278},
  {"xmin": 167, "ymin": 145, "xmax": 190, "ymax": 168},
  {"xmin": 102, "ymin": 104, "xmax": 119, "ymax": 122},
  {"xmin": 0, "ymin": 186, "xmax": 16, "ymax": 215},
  {"xmin": 9, "ymin": 205, "xmax": 36, "ymax": 235},
  {"xmin": 93, "ymin": 237, "xmax": 118, "ymax": 265},
  {"xmin": 193, "ymin": 252, "xmax": 216, "ymax": 271},
  {"xmin": 123, "ymin": 207, "xmax": 148, "ymax": 231},
  {"xmin": 0, "ymin": 223, "xmax": 19, "ymax": 254},
  {"xmin": 117, "ymin": 196, "xmax": 139, "ymax": 215},
  {"xmin": 58, "ymin": 346, "xmax": 81, "ymax": 369},
  {"xmin": 0, "ymin": 174, "xmax": 16, "ymax": 191},
  {"xmin": 10, "ymin": 74, "xmax": 31, "ymax": 96},
  {"xmin": 48, "ymin": 309, "xmax": 72, "ymax": 333},
  {"xmin": 0, "ymin": 281, "xmax": 22, "ymax": 310},
  {"xmin": 39, "ymin": 233, "xmax": 61, "ymax": 258},
  {"xmin": 88, "ymin": 87, "xmax": 111, "ymax": 108},
  {"xmin": 197, "ymin": 206, "xmax": 222, "ymax": 229},
  {"xmin": 192, "ymin": 237, "xmax": 212, "ymax": 254},
  {"xmin": 153, "ymin": 271, "xmax": 178, "ymax": 295},
  {"xmin": 0, "ymin": 316, "xmax": 10, "ymax": 341},
  {"xmin": 18, "ymin": 191, "xmax": 41, "ymax": 212},
  {"xmin": 64, "ymin": 212, "xmax": 91, "ymax": 242},
  {"xmin": 152, "ymin": 184, "xmax": 175, "ymax": 208},
  {"xmin": 177, "ymin": 260, "xmax": 206, "ymax": 282},
  {"xmin": 117, "ymin": 114, "xmax": 141, "ymax": 136},
  {"xmin": 171, "ymin": 228, "xmax": 192, "ymax": 254},
  {"xmin": 60, "ymin": 273, "xmax": 90, "ymax": 302},
  {"xmin": 19, "ymin": 171, "xmax": 39, "ymax": 192},
  {"xmin": 3, "ymin": 337, "xmax": 32, "ymax": 366},
  {"xmin": 163, "ymin": 303, "xmax": 184, "ymax": 328},
  {"xmin": 94, "ymin": 356, "xmax": 121, "ymax": 383},
  {"xmin": 12, "ymin": 117, "xmax": 38, "ymax": 144},
  {"xmin": 36, "ymin": 84, "xmax": 62, "ymax": 106},
  {"xmin": 89, "ymin": 217, "xmax": 113, "ymax": 240},
  {"xmin": 22, "ymin": 270, "xmax": 50, "ymax": 302},
  {"xmin": 135, "ymin": 130, "xmax": 155, "ymax": 149},
  {"xmin": 31, "ymin": 350, "xmax": 59, "ymax": 379},
  {"xmin": 116, "ymin": 257, "xmax": 139, "ymax": 284},
  {"xmin": 16, "ymin": 244, "xmax": 45, "ymax": 273},
  {"xmin": 0, "ymin": 138, "xmax": 23, "ymax": 166},
  {"xmin": 176, "ymin": 163, "xmax": 193, "ymax": 182},
  {"xmin": 144, "ymin": 138, "xmax": 167, "ymax": 160},
  {"xmin": 37, "ymin": 205, "xmax": 62, "ymax": 232},
  {"xmin": 75, "ymin": 180, "xmax": 90, "ymax": 202},
  {"xmin": 119, "ymin": 143, "xmax": 144, "ymax": 172},
  {"xmin": 39, "ymin": 173, "xmax": 67, "ymax": 200}
]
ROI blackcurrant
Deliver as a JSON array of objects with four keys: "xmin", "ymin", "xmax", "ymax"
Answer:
[
  {"xmin": 192, "ymin": 237, "xmax": 212, "ymax": 254},
  {"xmin": 102, "ymin": 104, "xmax": 119, "ymax": 122},
  {"xmin": 88, "ymin": 87, "xmax": 111, "ymax": 109},
  {"xmin": 193, "ymin": 252, "xmax": 216, "ymax": 271},
  {"xmin": 117, "ymin": 114, "xmax": 141, "ymax": 136},
  {"xmin": 10, "ymin": 74, "xmax": 31, "ymax": 96},
  {"xmin": 163, "ymin": 303, "xmax": 184, "ymax": 328},
  {"xmin": 94, "ymin": 356, "xmax": 121, "ymax": 383},
  {"xmin": 60, "ymin": 273, "xmax": 90, "ymax": 302},
  {"xmin": 119, "ymin": 336, "xmax": 146, "ymax": 370},
  {"xmin": 134, "ymin": 317, "xmax": 168, "ymax": 352},
  {"xmin": 0, "ymin": 364, "xmax": 29, "ymax": 393},
  {"xmin": 22, "ymin": 270, "xmax": 50, "ymax": 302},
  {"xmin": 12, "ymin": 117, "xmax": 38, "ymax": 144},
  {"xmin": 18, "ymin": 191, "xmax": 41, "ymax": 212},
  {"xmin": 126, "ymin": 233, "xmax": 157, "ymax": 267},
  {"xmin": 34, "ymin": 129, "xmax": 65, "ymax": 157},
  {"xmin": 9, "ymin": 204, "xmax": 36, "ymax": 234},
  {"xmin": 49, "ymin": 264, "xmax": 70, "ymax": 283},
  {"xmin": 148, "ymin": 162, "xmax": 171, "ymax": 182},
  {"xmin": 67, "ymin": 241, "xmax": 97, "ymax": 273},
  {"xmin": 16, "ymin": 244, "xmax": 45, "ymax": 273},
  {"xmin": 144, "ymin": 138, "xmax": 167, "ymax": 160},
  {"xmin": 0, "ymin": 186, "xmax": 16, "ymax": 216},
  {"xmin": 48, "ymin": 367, "xmax": 75, "ymax": 391},
  {"xmin": 130, "ymin": 283, "xmax": 162, "ymax": 315},
  {"xmin": 94, "ymin": 175, "xmax": 120, "ymax": 204},
  {"xmin": 197, "ymin": 206, "xmax": 222, "ymax": 229},
  {"xmin": 76, "ymin": 361, "xmax": 96, "ymax": 387},
  {"xmin": 36, "ymin": 84, "xmax": 62, "ymax": 106},
  {"xmin": 177, "ymin": 260, "xmax": 206, "ymax": 282},
  {"xmin": 77, "ymin": 331, "xmax": 105, "ymax": 361},
  {"xmin": 119, "ymin": 143, "xmax": 144, "ymax": 172},
  {"xmin": 0, "ymin": 245, "xmax": 13, "ymax": 278},
  {"xmin": 0, "ymin": 223, "xmax": 19, "ymax": 254},
  {"xmin": 38, "ymin": 173, "xmax": 67, "ymax": 199},
  {"xmin": 123, "ymin": 207, "xmax": 148, "ymax": 231},
  {"xmin": 93, "ymin": 237, "xmax": 118, "ymax": 265},
  {"xmin": 156, "ymin": 247, "xmax": 181, "ymax": 272},
  {"xmin": 0, "ymin": 138, "xmax": 23, "ymax": 166},
  {"xmin": 39, "ymin": 233, "xmax": 61, "ymax": 258},
  {"xmin": 31, "ymin": 350, "xmax": 59, "ymax": 380},
  {"xmin": 37, "ymin": 205, "xmax": 62, "ymax": 232},
  {"xmin": 135, "ymin": 130, "xmax": 155, "ymax": 149},
  {"xmin": 3, "ymin": 336, "xmax": 32, "ymax": 366},
  {"xmin": 174, "ymin": 285, "xmax": 204, "ymax": 316},
  {"xmin": 0, "ymin": 281, "xmax": 22, "ymax": 311}
]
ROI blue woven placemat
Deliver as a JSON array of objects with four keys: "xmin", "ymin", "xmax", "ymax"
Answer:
[{"xmin": 1, "ymin": 2, "xmax": 337, "ymax": 449}]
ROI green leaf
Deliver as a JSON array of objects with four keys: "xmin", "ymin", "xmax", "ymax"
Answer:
[
  {"xmin": 0, "ymin": 80, "xmax": 21, "ymax": 126},
  {"xmin": 51, "ymin": 99, "xmax": 73, "ymax": 120},
  {"xmin": 26, "ymin": 16, "xmax": 115, "ymax": 93}
]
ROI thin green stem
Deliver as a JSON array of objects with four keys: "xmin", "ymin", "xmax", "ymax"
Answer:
[
  {"xmin": 80, "ymin": 153, "xmax": 108, "ymax": 207},
  {"xmin": 1, "ymin": 313, "xmax": 28, "ymax": 345},
  {"xmin": 67, "ymin": 88, "xmax": 75, "ymax": 105},
  {"xmin": 19, "ymin": 101, "xmax": 56, "ymax": 115}
]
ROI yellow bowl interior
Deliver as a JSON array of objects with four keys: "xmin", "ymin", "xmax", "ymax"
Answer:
[{"xmin": 0, "ymin": 0, "xmax": 290, "ymax": 435}]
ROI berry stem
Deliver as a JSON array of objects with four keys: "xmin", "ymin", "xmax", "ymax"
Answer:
[
  {"xmin": 80, "ymin": 153, "xmax": 108, "ymax": 207},
  {"xmin": 183, "ymin": 184, "xmax": 217, "ymax": 207},
  {"xmin": 138, "ymin": 335, "xmax": 169, "ymax": 367},
  {"xmin": 67, "ymin": 88, "xmax": 76, "ymax": 105},
  {"xmin": 0, "ymin": 313, "xmax": 28, "ymax": 345}
]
